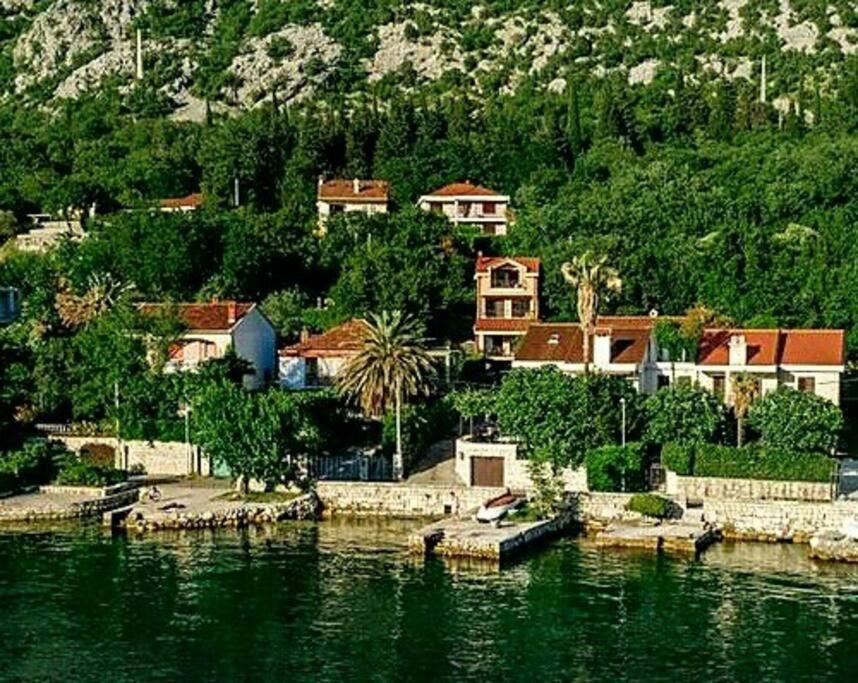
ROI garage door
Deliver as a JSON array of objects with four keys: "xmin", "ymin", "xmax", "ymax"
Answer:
[{"xmin": 471, "ymin": 457, "xmax": 505, "ymax": 487}]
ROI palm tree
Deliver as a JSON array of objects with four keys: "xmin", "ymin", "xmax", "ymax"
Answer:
[
  {"xmin": 731, "ymin": 373, "xmax": 760, "ymax": 447},
  {"xmin": 336, "ymin": 311, "xmax": 436, "ymax": 479},
  {"xmin": 561, "ymin": 253, "xmax": 622, "ymax": 374}
]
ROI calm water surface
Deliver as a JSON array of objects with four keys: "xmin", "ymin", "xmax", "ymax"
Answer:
[{"xmin": 1, "ymin": 518, "xmax": 857, "ymax": 682}]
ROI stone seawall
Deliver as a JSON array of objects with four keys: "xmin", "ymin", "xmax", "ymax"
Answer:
[
  {"xmin": 0, "ymin": 488, "xmax": 139, "ymax": 523},
  {"xmin": 668, "ymin": 473, "xmax": 834, "ymax": 503},
  {"xmin": 702, "ymin": 500, "xmax": 858, "ymax": 543},
  {"xmin": 316, "ymin": 481, "xmax": 506, "ymax": 517},
  {"xmin": 51, "ymin": 435, "xmax": 210, "ymax": 477}
]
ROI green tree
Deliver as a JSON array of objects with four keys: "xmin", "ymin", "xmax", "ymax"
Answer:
[
  {"xmin": 644, "ymin": 385, "xmax": 726, "ymax": 445},
  {"xmin": 747, "ymin": 386, "xmax": 843, "ymax": 454},
  {"xmin": 731, "ymin": 373, "xmax": 761, "ymax": 447}
]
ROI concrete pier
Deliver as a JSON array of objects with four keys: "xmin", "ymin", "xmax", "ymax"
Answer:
[
  {"xmin": 409, "ymin": 513, "xmax": 574, "ymax": 561},
  {"xmin": 594, "ymin": 520, "xmax": 720, "ymax": 554}
]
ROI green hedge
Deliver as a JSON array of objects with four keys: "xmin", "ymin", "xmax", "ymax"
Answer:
[
  {"xmin": 661, "ymin": 443, "xmax": 836, "ymax": 483},
  {"xmin": 55, "ymin": 462, "xmax": 127, "ymax": 487},
  {"xmin": 585, "ymin": 443, "xmax": 647, "ymax": 493},
  {"xmin": 0, "ymin": 470, "xmax": 15, "ymax": 494}
]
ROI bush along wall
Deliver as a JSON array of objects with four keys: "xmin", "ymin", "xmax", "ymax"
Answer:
[
  {"xmin": 660, "ymin": 443, "xmax": 837, "ymax": 483},
  {"xmin": 585, "ymin": 443, "xmax": 647, "ymax": 493}
]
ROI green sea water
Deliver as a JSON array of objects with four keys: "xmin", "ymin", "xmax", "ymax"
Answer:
[{"xmin": 1, "ymin": 518, "xmax": 857, "ymax": 682}]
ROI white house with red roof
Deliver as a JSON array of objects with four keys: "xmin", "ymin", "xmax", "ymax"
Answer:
[
  {"xmin": 139, "ymin": 301, "xmax": 276, "ymax": 390},
  {"xmin": 474, "ymin": 255, "xmax": 540, "ymax": 359},
  {"xmin": 417, "ymin": 181, "xmax": 511, "ymax": 236},
  {"xmin": 316, "ymin": 178, "xmax": 390, "ymax": 233},
  {"xmin": 512, "ymin": 316, "xmax": 846, "ymax": 405},
  {"xmin": 279, "ymin": 319, "xmax": 368, "ymax": 389}
]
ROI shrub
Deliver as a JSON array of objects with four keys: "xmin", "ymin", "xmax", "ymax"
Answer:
[
  {"xmin": 662, "ymin": 442, "xmax": 837, "ymax": 482},
  {"xmin": 660, "ymin": 442, "xmax": 694, "ymax": 475},
  {"xmin": 527, "ymin": 461, "xmax": 565, "ymax": 518},
  {"xmin": 747, "ymin": 386, "xmax": 843, "ymax": 454},
  {"xmin": 0, "ymin": 470, "xmax": 15, "ymax": 494},
  {"xmin": 0, "ymin": 439, "xmax": 69, "ymax": 490},
  {"xmin": 55, "ymin": 462, "xmax": 127, "ymax": 487},
  {"xmin": 644, "ymin": 385, "xmax": 726, "ymax": 445},
  {"xmin": 585, "ymin": 443, "xmax": 647, "ymax": 492},
  {"xmin": 626, "ymin": 493, "xmax": 676, "ymax": 519}
]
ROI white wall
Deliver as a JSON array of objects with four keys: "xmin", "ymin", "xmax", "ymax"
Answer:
[{"xmin": 233, "ymin": 308, "xmax": 277, "ymax": 390}]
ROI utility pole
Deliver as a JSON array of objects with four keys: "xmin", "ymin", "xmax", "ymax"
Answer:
[
  {"xmin": 114, "ymin": 381, "xmax": 124, "ymax": 470},
  {"xmin": 233, "ymin": 176, "xmax": 240, "ymax": 207},
  {"xmin": 759, "ymin": 54, "xmax": 767, "ymax": 104},
  {"xmin": 620, "ymin": 397, "xmax": 627, "ymax": 448}
]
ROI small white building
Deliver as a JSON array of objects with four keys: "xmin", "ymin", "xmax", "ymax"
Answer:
[
  {"xmin": 417, "ymin": 181, "xmax": 511, "ymax": 236},
  {"xmin": 513, "ymin": 317, "xmax": 846, "ymax": 405},
  {"xmin": 139, "ymin": 301, "xmax": 276, "ymax": 390},
  {"xmin": 279, "ymin": 319, "xmax": 367, "ymax": 389},
  {"xmin": 158, "ymin": 192, "xmax": 204, "ymax": 213},
  {"xmin": 16, "ymin": 213, "xmax": 85, "ymax": 253},
  {"xmin": 316, "ymin": 178, "xmax": 390, "ymax": 234}
]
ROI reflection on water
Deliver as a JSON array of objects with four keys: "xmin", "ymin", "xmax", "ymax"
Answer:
[{"xmin": 1, "ymin": 521, "xmax": 857, "ymax": 682}]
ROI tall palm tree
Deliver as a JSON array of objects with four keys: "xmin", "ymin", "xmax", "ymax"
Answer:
[
  {"xmin": 731, "ymin": 373, "xmax": 760, "ymax": 447},
  {"xmin": 336, "ymin": 311, "xmax": 436, "ymax": 479},
  {"xmin": 561, "ymin": 253, "xmax": 622, "ymax": 374}
]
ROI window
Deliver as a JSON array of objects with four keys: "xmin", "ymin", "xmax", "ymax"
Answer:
[
  {"xmin": 306, "ymin": 358, "xmax": 319, "ymax": 386},
  {"xmin": 329, "ymin": 203, "xmax": 344, "ymax": 214},
  {"xmin": 511, "ymin": 299, "xmax": 530, "ymax": 318},
  {"xmin": 483, "ymin": 201, "xmax": 496, "ymax": 215},
  {"xmin": 712, "ymin": 375, "xmax": 726, "ymax": 401},
  {"xmin": 491, "ymin": 267, "xmax": 520, "ymax": 288},
  {"xmin": 798, "ymin": 377, "xmax": 816, "ymax": 394},
  {"xmin": 484, "ymin": 299, "xmax": 505, "ymax": 318},
  {"xmin": 430, "ymin": 202, "xmax": 443, "ymax": 214},
  {"xmin": 458, "ymin": 202, "xmax": 471, "ymax": 217},
  {"xmin": 658, "ymin": 375, "xmax": 670, "ymax": 389}
]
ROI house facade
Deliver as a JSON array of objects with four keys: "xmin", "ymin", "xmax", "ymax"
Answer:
[
  {"xmin": 316, "ymin": 178, "xmax": 390, "ymax": 233},
  {"xmin": 417, "ymin": 181, "xmax": 511, "ymax": 236},
  {"xmin": 279, "ymin": 319, "xmax": 367, "ymax": 389},
  {"xmin": 513, "ymin": 317, "xmax": 846, "ymax": 405},
  {"xmin": 474, "ymin": 255, "xmax": 540, "ymax": 359},
  {"xmin": 159, "ymin": 193, "xmax": 204, "ymax": 213},
  {"xmin": 139, "ymin": 301, "xmax": 277, "ymax": 390}
]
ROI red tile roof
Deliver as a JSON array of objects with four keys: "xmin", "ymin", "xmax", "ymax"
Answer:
[
  {"xmin": 318, "ymin": 179, "xmax": 390, "ymax": 203},
  {"xmin": 475, "ymin": 318, "xmax": 534, "ymax": 333},
  {"xmin": 427, "ymin": 181, "xmax": 503, "ymax": 197},
  {"xmin": 476, "ymin": 255, "xmax": 540, "ymax": 273},
  {"xmin": 159, "ymin": 192, "xmax": 204, "ymax": 209},
  {"xmin": 515, "ymin": 323, "xmax": 650, "ymax": 365},
  {"xmin": 698, "ymin": 329, "xmax": 845, "ymax": 366},
  {"xmin": 138, "ymin": 301, "xmax": 253, "ymax": 332},
  {"xmin": 280, "ymin": 319, "xmax": 368, "ymax": 358}
]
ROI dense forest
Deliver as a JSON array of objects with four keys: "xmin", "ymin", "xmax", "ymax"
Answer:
[{"xmin": 0, "ymin": 0, "xmax": 856, "ymax": 450}]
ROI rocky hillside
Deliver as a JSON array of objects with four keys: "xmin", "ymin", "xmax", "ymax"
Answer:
[{"xmin": 1, "ymin": 0, "xmax": 855, "ymax": 120}]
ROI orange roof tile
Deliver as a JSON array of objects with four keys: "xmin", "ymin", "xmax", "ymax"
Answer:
[
  {"xmin": 475, "ymin": 255, "xmax": 540, "ymax": 273},
  {"xmin": 139, "ymin": 301, "xmax": 253, "ymax": 331},
  {"xmin": 515, "ymin": 323, "xmax": 650, "ymax": 365},
  {"xmin": 159, "ymin": 192, "xmax": 204, "ymax": 209},
  {"xmin": 697, "ymin": 329, "xmax": 844, "ymax": 366},
  {"xmin": 427, "ymin": 181, "xmax": 503, "ymax": 197},
  {"xmin": 280, "ymin": 319, "xmax": 368, "ymax": 358},
  {"xmin": 475, "ymin": 319, "xmax": 534, "ymax": 333},
  {"xmin": 318, "ymin": 179, "xmax": 389, "ymax": 203}
]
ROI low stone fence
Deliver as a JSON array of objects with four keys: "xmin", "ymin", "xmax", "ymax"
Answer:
[
  {"xmin": 702, "ymin": 499, "xmax": 858, "ymax": 543},
  {"xmin": 316, "ymin": 481, "xmax": 506, "ymax": 517},
  {"xmin": 50, "ymin": 435, "xmax": 210, "ymax": 477},
  {"xmin": 573, "ymin": 492, "xmax": 638, "ymax": 525},
  {"xmin": 666, "ymin": 471, "xmax": 834, "ymax": 503}
]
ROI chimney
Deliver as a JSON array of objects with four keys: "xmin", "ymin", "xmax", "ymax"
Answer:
[
  {"xmin": 728, "ymin": 334, "xmax": 747, "ymax": 366},
  {"xmin": 353, "ymin": 178, "xmax": 361, "ymax": 194},
  {"xmin": 593, "ymin": 327, "xmax": 612, "ymax": 367},
  {"xmin": 300, "ymin": 327, "xmax": 310, "ymax": 343},
  {"xmin": 227, "ymin": 301, "xmax": 238, "ymax": 325}
]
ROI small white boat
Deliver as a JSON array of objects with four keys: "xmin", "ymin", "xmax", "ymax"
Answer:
[
  {"xmin": 476, "ymin": 492, "xmax": 523, "ymax": 523},
  {"xmin": 841, "ymin": 519, "xmax": 858, "ymax": 540}
]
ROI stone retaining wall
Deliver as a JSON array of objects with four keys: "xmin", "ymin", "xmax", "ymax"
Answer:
[
  {"xmin": 316, "ymin": 481, "xmax": 506, "ymax": 517},
  {"xmin": 0, "ymin": 488, "xmax": 139, "ymax": 523},
  {"xmin": 667, "ymin": 472, "xmax": 834, "ymax": 503}
]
